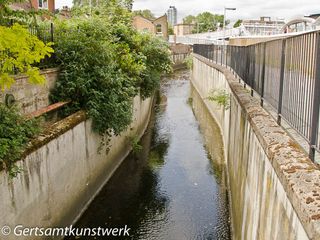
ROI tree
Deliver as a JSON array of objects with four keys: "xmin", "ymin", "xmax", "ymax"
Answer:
[
  {"xmin": 133, "ymin": 9, "xmax": 155, "ymax": 20},
  {"xmin": 168, "ymin": 24, "xmax": 174, "ymax": 35},
  {"xmin": 73, "ymin": 0, "xmax": 133, "ymax": 9},
  {"xmin": 183, "ymin": 12, "xmax": 227, "ymax": 33},
  {"xmin": 51, "ymin": 5, "xmax": 171, "ymax": 142},
  {"xmin": 233, "ymin": 19, "xmax": 242, "ymax": 28},
  {"xmin": 0, "ymin": 24, "xmax": 54, "ymax": 90},
  {"xmin": 196, "ymin": 12, "xmax": 225, "ymax": 32},
  {"xmin": 183, "ymin": 15, "xmax": 196, "ymax": 24}
]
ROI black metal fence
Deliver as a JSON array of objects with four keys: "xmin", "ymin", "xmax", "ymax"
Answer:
[
  {"xmin": 193, "ymin": 30, "xmax": 320, "ymax": 161},
  {"xmin": 2, "ymin": 21, "xmax": 56, "ymax": 69}
]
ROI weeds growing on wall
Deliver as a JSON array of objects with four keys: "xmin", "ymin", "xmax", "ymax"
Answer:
[
  {"xmin": 50, "ymin": 3, "xmax": 172, "ymax": 147},
  {"xmin": 128, "ymin": 134, "xmax": 143, "ymax": 154},
  {"xmin": 184, "ymin": 55, "xmax": 193, "ymax": 69},
  {"xmin": 207, "ymin": 89, "xmax": 230, "ymax": 110},
  {"xmin": 0, "ymin": 104, "xmax": 41, "ymax": 178}
]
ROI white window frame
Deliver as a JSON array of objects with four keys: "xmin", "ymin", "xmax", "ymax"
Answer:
[{"xmin": 38, "ymin": 0, "xmax": 48, "ymax": 9}]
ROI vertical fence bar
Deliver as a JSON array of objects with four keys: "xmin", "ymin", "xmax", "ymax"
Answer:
[
  {"xmin": 260, "ymin": 43, "xmax": 266, "ymax": 106},
  {"xmin": 277, "ymin": 39, "xmax": 287, "ymax": 125},
  {"xmin": 225, "ymin": 46, "xmax": 227, "ymax": 67},
  {"xmin": 309, "ymin": 34, "xmax": 320, "ymax": 161},
  {"xmin": 215, "ymin": 46, "xmax": 218, "ymax": 64},
  {"xmin": 250, "ymin": 46, "xmax": 255, "ymax": 96},
  {"xmin": 50, "ymin": 22, "xmax": 54, "ymax": 42}
]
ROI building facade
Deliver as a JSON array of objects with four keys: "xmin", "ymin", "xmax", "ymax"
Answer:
[
  {"xmin": 242, "ymin": 16, "xmax": 285, "ymax": 35},
  {"xmin": 10, "ymin": 0, "xmax": 55, "ymax": 13},
  {"xmin": 167, "ymin": 6, "xmax": 177, "ymax": 27},
  {"xmin": 133, "ymin": 15, "xmax": 168, "ymax": 40},
  {"xmin": 174, "ymin": 23, "xmax": 195, "ymax": 36}
]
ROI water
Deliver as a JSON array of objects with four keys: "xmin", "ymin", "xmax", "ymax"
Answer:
[{"xmin": 67, "ymin": 69, "xmax": 231, "ymax": 240}]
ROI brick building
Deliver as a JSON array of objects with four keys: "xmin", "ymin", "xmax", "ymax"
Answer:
[
  {"xmin": 174, "ymin": 23, "xmax": 195, "ymax": 36},
  {"xmin": 133, "ymin": 15, "xmax": 168, "ymax": 40},
  {"xmin": 10, "ymin": 0, "xmax": 55, "ymax": 13}
]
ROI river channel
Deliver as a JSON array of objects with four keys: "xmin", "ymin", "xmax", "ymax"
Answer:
[{"xmin": 67, "ymin": 69, "xmax": 231, "ymax": 240}]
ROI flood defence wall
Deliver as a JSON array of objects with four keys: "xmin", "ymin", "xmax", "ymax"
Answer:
[
  {"xmin": 0, "ymin": 96, "xmax": 153, "ymax": 240},
  {"xmin": 191, "ymin": 54, "xmax": 320, "ymax": 240}
]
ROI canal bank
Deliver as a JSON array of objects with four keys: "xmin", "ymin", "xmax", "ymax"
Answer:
[
  {"xmin": 0, "ymin": 95, "xmax": 153, "ymax": 240},
  {"xmin": 192, "ymin": 54, "xmax": 319, "ymax": 239},
  {"xmin": 68, "ymin": 69, "xmax": 231, "ymax": 239}
]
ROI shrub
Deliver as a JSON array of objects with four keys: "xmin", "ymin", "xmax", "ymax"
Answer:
[
  {"xmin": 0, "ymin": 104, "xmax": 40, "ymax": 178},
  {"xmin": 50, "ymin": 16, "xmax": 171, "ymax": 143}
]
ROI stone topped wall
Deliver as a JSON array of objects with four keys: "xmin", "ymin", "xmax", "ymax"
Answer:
[
  {"xmin": 0, "ymin": 68, "xmax": 59, "ymax": 114},
  {"xmin": 192, "ymin": 54, "xmax": 320, "ymax": 240}
]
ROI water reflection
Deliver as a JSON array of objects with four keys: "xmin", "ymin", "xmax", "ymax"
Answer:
[{"xmin": 67, "ymin": 69, "xmax": 230, "ymax": 240}]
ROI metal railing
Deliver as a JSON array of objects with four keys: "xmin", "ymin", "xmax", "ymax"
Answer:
[
  {"xmin": 193, "ymin": 29, "xmax": 320, "ymax": 161},
  {"xmin": 2, "ymin": 21, "xmax": 56, "ymax": 70}
]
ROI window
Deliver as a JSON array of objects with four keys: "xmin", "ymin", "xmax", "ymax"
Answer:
[
  {"xmin": 156, "ymin": 24, "xmax": 162, "ymax": 33},
  {"xmin": 38, "ymin": 0, "xmax": 48, "ymax": 9}
]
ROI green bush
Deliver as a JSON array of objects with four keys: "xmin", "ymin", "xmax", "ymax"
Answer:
[
  {"xmin": 0, "ymin": 104, "xmax": 40, "ymax": 178},
  {"xmin": 50, "ymin": 15, "xmax": 171, "ymax": 142}
]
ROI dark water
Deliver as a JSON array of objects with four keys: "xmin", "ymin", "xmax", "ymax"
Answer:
[{"xmin": 68, "ymin": 69, "xmax": 231, "ymax": 240}]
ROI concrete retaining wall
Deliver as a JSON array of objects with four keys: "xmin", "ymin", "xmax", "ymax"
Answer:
[
  {"xmin": 171, "ymin": 53, "xmax": 189, "ymax": 70},
  {"xmin": 191, "ymin": 54, "xmax": 320, "ymax": 240},
  {"xmin": 0, "ymin": 68, "xmax": 59, "ymax": 114},
  {"xmin": 0, "ymin": 96, "xmax": 153, "ymax": 240}
]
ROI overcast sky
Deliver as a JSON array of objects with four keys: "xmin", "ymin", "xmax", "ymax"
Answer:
[{"xmin": 56, "ymin": 0, "xmax": 320, "ymax": 22}]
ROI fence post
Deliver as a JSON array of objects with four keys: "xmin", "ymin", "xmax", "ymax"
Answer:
[
  {"xmin": 277, "ymin": 39, "xmax": 286, "ymax": 125},
  {"xmin": 260, "ymin": 43, "xmax": 266, "ymax": 107},
  {"xmin": 251, "ymin": 46, "xmax": 255, "ymax": 96},
  {"xmin": 215, "ymin": 46, "xmax": 218, "ymax": 64},
  {"xmin": 308, "ymin": 34, "xmax": 320, "ymax": 161},
  {"xmin": 226, "ymin": 45, "xmax": 228, "ymax": 67},
  {"xmin": 213, "ymin": 45, "xmax": 215, "ymax": 62},
  {"xmin": 220, "ymin": 45, "xmax": 223, "ymax": 65},
  {"xmin": 50, "ymin": 22, "xmax": 54, "ymax": 42}
]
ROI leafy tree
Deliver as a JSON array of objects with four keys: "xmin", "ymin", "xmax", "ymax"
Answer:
[
  {"xmin": 168, "ymin": 24, "xmax": 174, "ymax": 35},
  {"xmin": 0, "ymin": 0, "xmax": 43, "ymax": 26},
  {"xmin": 183, "ymin": 15, "xmax": 196, "ymax": 24},
  {"xmin": 73, "ymin": 0, "xmax": 133, "ymax": 9},
  {"xmin": 0, "ymin": 24, "xmax": 54, "ymax": 90},
  {"xmin": 71, "ymin": 0, "xmax": 133, "ymax": 25},
  {"xmin": 183, "ymin": 12, "xmax": 228, "ymax": 33},
  {"xmin": 51, "ymin": 14, "xmax": 171, "ymax": 142},
  {"xmin": 233, "ymin": 19, "xmax": 242, "ymax": 28},
  {"xmin": 196, "ymin": 12, "xmax": 224, "ymax": 32},
  {"xmin": 133, "ymin": 9, "xmax": 155, "ymax": 20}
]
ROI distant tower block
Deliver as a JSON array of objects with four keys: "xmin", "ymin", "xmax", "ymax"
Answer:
[{"xmin": 167, "ymin": 6, "xmax": 177, "ymax": 26}]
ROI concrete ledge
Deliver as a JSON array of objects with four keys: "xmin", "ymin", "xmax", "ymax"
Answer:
[
  {"xmin": 24, "ymin": 110, "xmax": 87, "ymax": 158},
  {"xmin": 13, "ymin": 68, "xmax": 60, "ymax": 81},
  {"xmin": 193, "ymin": 54, "xmax": 320, "ymax": 239}
]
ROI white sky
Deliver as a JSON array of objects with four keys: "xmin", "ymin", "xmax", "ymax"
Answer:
[{"xmin": 55, "ymin": 0, "xmax": 320, "ymax": 23}]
